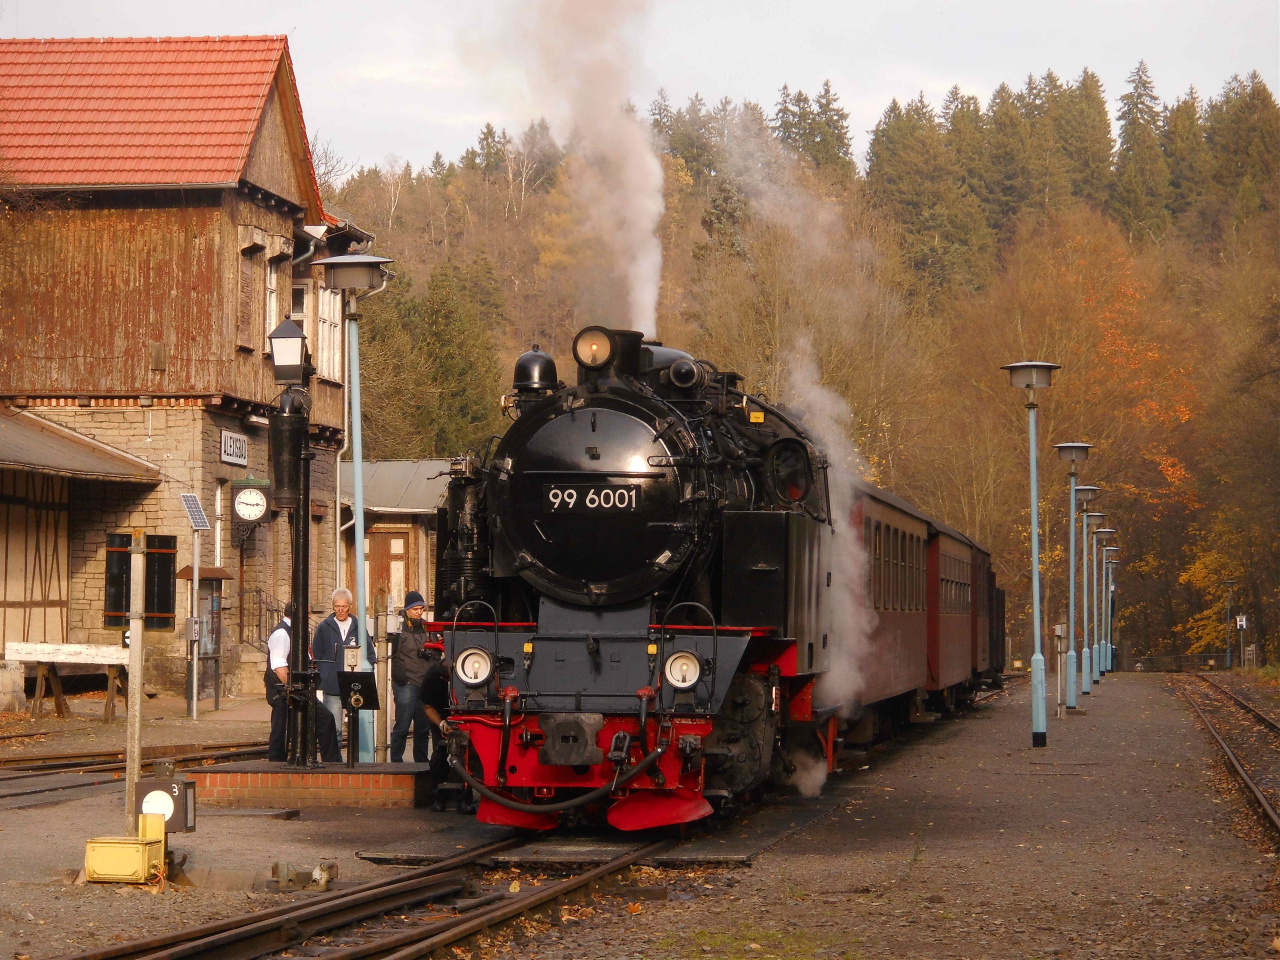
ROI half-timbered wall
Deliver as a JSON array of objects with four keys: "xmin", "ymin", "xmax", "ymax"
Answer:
[{"xmin": 0, "ymin": 468, "xmax": 69, "ymax": 651}]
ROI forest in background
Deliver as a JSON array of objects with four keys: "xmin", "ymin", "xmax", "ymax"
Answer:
[{"xmin": 318, "ymin": 62, "xmax": 1280, "ymax": 664}]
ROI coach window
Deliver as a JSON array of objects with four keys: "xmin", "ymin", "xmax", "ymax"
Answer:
[
  {"xmin": 910, "ymin": 536, "xmax": 917, "ymax": 611},
  {"xmin": 899, "ymin": 532, "xmax": 907, "ymax": 610},
  {"xmin": 873, "ymin": 522, "xmax": 882, "ymax": 609}
]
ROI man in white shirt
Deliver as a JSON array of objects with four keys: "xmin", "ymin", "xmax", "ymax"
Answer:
[{"xmin": 264, "ymin": 604, "xmax": 294, "ymax": 761}]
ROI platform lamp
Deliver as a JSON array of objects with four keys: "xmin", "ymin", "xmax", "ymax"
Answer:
[
  {"xmin": 311, "ymin": 253, "xmax": 393, "ymax": 763},
  {"xmin": 1093, "ymin": 527, "xmax": 1117, "ymax": 680},
  {"xmin": 1085, "ymin": 504, "xmax": 1105, "ymax": 691},
  {"xmin": 1223, "ymin": 578, "xmax": 1237, "ymax": 670},
  {"xmin": 1075, "ymin": 486, "xmax": 1101, "ymax": 695},
  {"xmin": 1054, "ymin": 444, "xmax": 1093, "ymax": 711},
  {"xmin": 1104, "ymin": 547, "xmax": 1119, "ymax": 671},
  {"xmin": 267, "ymin": 317, "xmax": 319, "ymax": 768},
  {"xmin": 1002, "ymin": 360, "xmax": 1061, "ymax": 748}
]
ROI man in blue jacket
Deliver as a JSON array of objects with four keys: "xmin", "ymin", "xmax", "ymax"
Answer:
[{"xmin": 311, "ymin": 588, "xmax": 368, "ymax": 755}]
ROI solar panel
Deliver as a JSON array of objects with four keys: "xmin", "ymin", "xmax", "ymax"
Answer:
[{"xmin": 179, "ymin": 493, "xmax": 211, "ymax": 531}]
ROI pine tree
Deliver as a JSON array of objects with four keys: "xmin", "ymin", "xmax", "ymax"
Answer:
[
  {"xmin": 428, "ymin": 152, "xmax": 447, "ymax": 178},
  {"xmin": 1204, "ymin": 72, "xmax": 1280, "ymax": 215},
  {"xmin": 867, "ymin": 95, "xmax": 995, "ymax": 293},
  {"xmin": 810, "ymin": 79, "xmax": 854, "ymax": 170},
  {"xmin": 1022, "ymin": 71, "xmax": 1073, "ymax": 213},
  {"xmin": 1160, "ymin": 89, "xmax": 1209, "ymax": 223},
  {"xmin": 978, "ymin": 83, "xmax": 1033, "ymax": 231},
  {"xmin": 943, "ymin": 86, "xmax": 984, "ymax": 191},
  {"xmin": 1059, "ymin": 69, "xmax": 1115, "ymax": 205},
  {"xmin": 771, "ymin": 85, "xmax": 799, "ymax": 146},
  {"xmin": 669, "ymin": 94, "xmax": 723, "ymax": 182},
  {"xmin": 1110, "ymin": 61, "xmax": 1171, "ymax": 241},
  {"xmin": 476, "ymin": 124, "xmax": 506, "ymax": 176},
  {"xmin": 650, "ymin": 89, "xmax": 675, "ymax": 140}
]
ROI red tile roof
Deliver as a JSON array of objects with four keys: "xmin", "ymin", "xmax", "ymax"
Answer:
[{"xmin": 0, "ymin": 36, "xmax": 312, "ymax": 193}]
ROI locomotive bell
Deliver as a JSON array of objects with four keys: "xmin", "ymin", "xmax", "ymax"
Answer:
[{"xmin": 513, "ymin": 345, "xmax": 558, "ymax": 392}]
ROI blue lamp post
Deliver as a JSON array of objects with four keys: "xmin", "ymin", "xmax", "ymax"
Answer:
[
  {"xmin": 1002, "ymin": 360, "xmax": 1061, "ymax": 748},
  {"xmin": 1104, "ymin": 547, "xmax": 1119, "ymax": 671},
  {"xmin": 1080, "ymin": 504, "xmax": 1103, "ymax": 693},
  {"xmin": 1055, "ymin": 444, "xmax": 1093, "ymax": 711},
  {"xmin": 1093, "ymin": 527, "xmax": 1117, "ymax": 680},
  {"xmin": 312, "ymin": 253, "xmax": 393, "ymax": 763}
]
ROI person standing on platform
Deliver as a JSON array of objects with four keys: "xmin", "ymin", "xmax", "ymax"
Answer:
[
  {"xmin": 312, "ymin": 588, "xmax": 356, "ymax": 735},
  {"xmin": 419, "ymin": 652, "xmax": 453, "ymax": 784},
  {"xmin": 390, "ymin": 591, "xmax": 432, "ymax": 763},
  {"xmin": 264, "ymin": 603, "xmax": 293, "ymax": 762},
  {"xmin": 265, "ymin": 601, "xmax": 343, "ymax": 764}
]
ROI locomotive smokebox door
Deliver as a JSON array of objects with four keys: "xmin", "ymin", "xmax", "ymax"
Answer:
[
  {"xmin": 538, "ymin": 713, "xmax": 605, "ymax": 766},
  {"xmin": 135, "ymin": 778, "xmax": 197, "ymax": 833}
]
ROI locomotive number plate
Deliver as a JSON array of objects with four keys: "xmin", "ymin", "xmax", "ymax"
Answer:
[{"xmin": 543, "ymin": 484, "xmax": 641, "ymax": 512}]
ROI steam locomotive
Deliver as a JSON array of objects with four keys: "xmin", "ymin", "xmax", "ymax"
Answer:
[{"xmin": 430, "ymin": 326, "xmax": 1004, "ymax": 831}]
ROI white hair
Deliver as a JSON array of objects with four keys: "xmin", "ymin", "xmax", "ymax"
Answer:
[{"xmin": 331, "ymin": 588, "xmax": 353, "ymax": 604}]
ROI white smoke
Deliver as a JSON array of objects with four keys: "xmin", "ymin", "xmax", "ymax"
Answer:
[
  {"xmin": 494, "ymin": 0, "xmax": 664, "ymax": 337},
  {"xmin": 787, "ymin": 749, "xmax": 829, "ymax": 798},
  {"xmin": 787, "ymin": 340, "xmax": 877, "ymax": 716}
]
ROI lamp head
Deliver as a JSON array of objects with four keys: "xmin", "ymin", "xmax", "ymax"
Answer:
[
  {"xmin": 1055, "ymin": 442, "xmax": 1093, "ymax": 462},
  {"xmin": 1001, "ymin": 360, "xmax": 1060, "ymax": 390},
  {"xmin": 1095, "ymin": 527, "xmax": 1117, "ymax": 541},
  {"xmin": 312, "ymin": 253, "xmax": 394, "ymax": 291},
  {"xmin": 267, "ymin": 317, "xmax": 308, "ymax": 385},
  {"xmin": 1075, "ymin": 485, "xmax": 1100, "ymax": 503}
]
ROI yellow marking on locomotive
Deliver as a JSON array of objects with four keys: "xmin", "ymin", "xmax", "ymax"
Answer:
[{"xmin": 749, "ymin": 411, "xmax": 765, "ymax": 423}]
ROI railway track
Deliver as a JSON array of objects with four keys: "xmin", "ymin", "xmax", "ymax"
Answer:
[
  {"xmin": 59, "ymin": 834, "xmax": 672, "ymax": 960},
  {"xmin": 0, "ymin": 741, "xmax": 269, "ymax": 806},
  {"xmin": 1181, "ymin": 675, "xmax": 1280, "ymax": 836}
]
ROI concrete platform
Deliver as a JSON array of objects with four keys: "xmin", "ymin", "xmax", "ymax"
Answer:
[{"xmin": 189, "ymin": 760, "xmax": 435, "ymax": 809}]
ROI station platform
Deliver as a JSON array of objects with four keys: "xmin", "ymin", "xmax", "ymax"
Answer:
[{"xmin": 189, "ymin": 760, "xmax": 435, "ymax": 809}]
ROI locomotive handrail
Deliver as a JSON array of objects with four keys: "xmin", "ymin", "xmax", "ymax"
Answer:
[
  {"xmin": 447, "ymin": 740, "xmax": 669, "ymax": 814},
  {"xmin": 659, "ymin": 601, "xmax": 718, "ymax": 709}
]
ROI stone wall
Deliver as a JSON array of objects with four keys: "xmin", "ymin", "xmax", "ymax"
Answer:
[{"xmin": 36, "ymin": 402, "xmax": 340, "ymax": 698}]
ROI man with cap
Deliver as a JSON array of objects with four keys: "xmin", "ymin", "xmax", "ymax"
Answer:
[{"xmin": 390, "ymin": 590, "xmax": 433, "ymax": 763}]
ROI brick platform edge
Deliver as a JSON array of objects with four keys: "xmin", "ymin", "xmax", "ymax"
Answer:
[{"xmin": 190, "ymin": 760, "xmax": 434, "ymax": 809}]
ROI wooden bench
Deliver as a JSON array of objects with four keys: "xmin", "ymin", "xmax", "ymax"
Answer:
[{"xmin": 5, "ymin": 641, "xmax": 130, "ymax": 721}]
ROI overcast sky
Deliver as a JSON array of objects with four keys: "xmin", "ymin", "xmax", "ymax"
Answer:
[{"xmin": 1, "ymin": 0, "xmax": 1275, "ymax": 172}]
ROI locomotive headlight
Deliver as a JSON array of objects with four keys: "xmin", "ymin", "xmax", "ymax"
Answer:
[
  {"xmin": 663, "ymin": 651, "xmax": 702, "ymax": 690},
  {"xmin": 457, "ymin": 647, "xmax": 495, "ymax": 687},
  {"xmin": 573, "ymin": 326, "xmax": 614, "ymax": 369}
]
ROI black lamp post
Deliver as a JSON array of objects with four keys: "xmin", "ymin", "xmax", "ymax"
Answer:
[{"xmin": 268, "ymin": 318, "xmax": 318, "ymax": 768}]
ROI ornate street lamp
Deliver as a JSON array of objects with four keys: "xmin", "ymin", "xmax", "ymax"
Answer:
[
  {"xmin": 268, "ymin": 318, "xmax": 318, "ymax": 767},
  {"xmin": 1055, "ymin": 443, "xmax": 1092, "ymax": 711},
  {"xmin": 1093, "ymin": 527, "xmax": 1117, "ymax": 679},
  {"xmin": 1002, "ymin": 360, "xmax": 1060, "ymax": 748},
  {"xmin": 312, "ymin": 253, "xmax": 393, "ymax": 763}
]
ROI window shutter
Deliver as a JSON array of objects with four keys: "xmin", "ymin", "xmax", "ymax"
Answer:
[{"xmin": 237, "ymin": 254, "xmax": 255, "ymax": 349}]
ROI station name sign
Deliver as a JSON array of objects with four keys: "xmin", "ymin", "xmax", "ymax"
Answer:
[{"xmin": 220, "ymin": 430, "xmax": 249, "ymax": 467}]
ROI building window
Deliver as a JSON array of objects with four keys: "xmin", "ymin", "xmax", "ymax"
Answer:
[
  {"xmin": 317, "ymin": 287, "xmax": 344, "ymax": 382},
  {"xmin": 265, "ymin": 259, "xmax": 281, "ymax": 349},
  {"xmin": 105, "ymin": 534, "xmax": 178, "ymax": 630},
  {"xmin": 237, "ymin": 249, "xmax": 260, "ymax": 350}
]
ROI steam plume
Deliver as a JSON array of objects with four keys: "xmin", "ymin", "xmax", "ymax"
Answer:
[{"xmin": 504, "ymin": 0, "xmax": 664, "ymax": 337}]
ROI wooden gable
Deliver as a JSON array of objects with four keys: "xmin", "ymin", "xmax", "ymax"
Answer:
[{"xmin": 241, "ymin": 60, "xmax": 323, "ymax": 221}]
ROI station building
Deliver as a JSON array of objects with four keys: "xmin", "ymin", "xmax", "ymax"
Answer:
[{"xmin": 0, "ymin": 36, "xmax": 368, "ymax": 707}]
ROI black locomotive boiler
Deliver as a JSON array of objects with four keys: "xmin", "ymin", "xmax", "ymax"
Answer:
[{"xmin": 430, "ymin": 326, "xmax": 1004, "ymax": 830}]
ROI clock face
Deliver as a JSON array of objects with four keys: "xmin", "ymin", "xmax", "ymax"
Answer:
[{"xmin": 233, "ymin": 488, "xmax": 268, "ymax": 522}]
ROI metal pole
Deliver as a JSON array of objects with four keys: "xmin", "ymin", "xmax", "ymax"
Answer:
[
  {"xmin": 1066, "ymin": 470, "xmax": 1078, "ymax": 709},
  {"xmin": 284, "ymin": 388, "xmax": 318, "ymax": 767},
  {"xmin": 125, "ymin": 530, "xmax": 146, "ymax": 835},
  {"xmin": 1081, "ymin": 512, "xmax": 1092, "ymax": 696},
  {"xmin": 1225, "ymin": 586, "xmax": 1233, "ymax": 670},
  {"xmin": 347, "ymin": 306, "xmax": 375, "ymax": 762},
  {"xmin": 1028, "ymin": 397, "xmax": 1048, "ymax": 748},
  {"xmin": 1106, "ymin": 563, "xmax": 1115, "ymax": 672},
  {"xmin": 1092, "ymin": 532, "xmax": 1102, "ymax": 684},
  {"xmin": 188, "ymin": 528, "xmax": 199, "ymax": 720}
]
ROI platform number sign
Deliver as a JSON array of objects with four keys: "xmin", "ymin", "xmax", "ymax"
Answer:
[
  {"xmin": 1237, "ymin": 614, "xmax": 1248, "ymax": 630},
  {"xmin": 179, "ymin": 493, "xmax": 211, "ymax": 531}
]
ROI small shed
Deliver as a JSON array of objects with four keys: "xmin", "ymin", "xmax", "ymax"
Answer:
[{"xmin": 338, "ymin": 460, "xmax": 451, "ymax": 619}]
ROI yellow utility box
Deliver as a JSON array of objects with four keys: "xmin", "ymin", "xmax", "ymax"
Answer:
[{"xmin": 84, "ymin": 816, "xmax": 167, "ymax": 883}]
